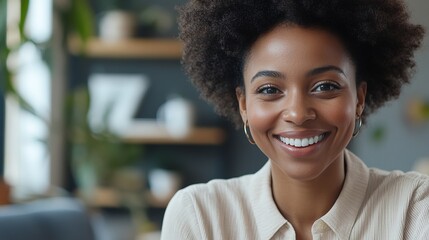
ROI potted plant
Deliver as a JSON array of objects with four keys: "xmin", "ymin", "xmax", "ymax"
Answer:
[{"xmin": 68, "ymin": 86, "xmax": 143, "ymax": 194}]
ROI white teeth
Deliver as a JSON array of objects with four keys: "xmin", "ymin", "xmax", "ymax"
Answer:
[
  {"xmin": 279, "ymin": 134, "xmax": 325, "ymax": 148},
  {"xmin": 302, "ymin": 138, "xmax": 309, "ymax": 147}
]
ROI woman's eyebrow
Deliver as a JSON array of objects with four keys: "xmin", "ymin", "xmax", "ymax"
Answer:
[
  {"xmin": 307, "ymin": 65, "xmax": 347, "ymax": 78},
  {"xmin": 250, "ymin": 66, "xmax": 346, "ymax": 83},
  {"xmin": 251, "ymin": 70, "xmax": 285, "ymax": 83}
]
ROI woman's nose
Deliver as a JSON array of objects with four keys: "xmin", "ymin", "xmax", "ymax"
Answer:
[{"xmin": 281, "ymin": 91, "xmax": 316, "ymax": 125}]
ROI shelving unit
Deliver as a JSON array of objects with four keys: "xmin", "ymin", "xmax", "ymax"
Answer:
[
  {"xmin": 68, "ymin": 37, "xmax": 226, "ymax": 145},
  {"xmin": 68, "ymin": 36, "xmax": 183, "ymax": 59},
  {"xmin": 68, "ymin": 35, "xmax": 227, "ymax": 229}
]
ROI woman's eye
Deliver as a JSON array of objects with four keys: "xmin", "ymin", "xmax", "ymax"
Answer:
[
  {"xmin": 313, "ymin": 82, "xmax": 341, "ymax": 92},
  {"xmin": 257, "ymin": 85, "xmax": 281, "ymax": 95}
]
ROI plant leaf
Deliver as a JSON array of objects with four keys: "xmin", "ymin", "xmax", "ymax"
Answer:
[
  {"xmin": 69, "ymin": 0, "xmax": 94, "ymax": 43},
  {"xmin": 19, "ymin": 0, "xmax": 30, "ymax": 41}
]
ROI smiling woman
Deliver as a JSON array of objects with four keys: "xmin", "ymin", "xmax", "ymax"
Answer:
[{"xmin": 161, "ymin": 0, "xmax": 428, "ymax": 239}]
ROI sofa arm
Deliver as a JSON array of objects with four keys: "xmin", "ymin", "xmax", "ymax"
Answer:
[{"xmin": 0, "ymin": 197, "xmax": 95, "ymax": 240}]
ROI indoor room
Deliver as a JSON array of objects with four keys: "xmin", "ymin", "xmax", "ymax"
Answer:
[{"xmin": 0, "ymin": 0, "xmax": 428, "ymax": 239}]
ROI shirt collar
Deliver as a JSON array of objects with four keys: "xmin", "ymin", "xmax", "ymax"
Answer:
[
  {"xmin": 250, "ymin": 161, "xmax": 288, "ymax": 240},
  {"xmin": 321, "ymin": 149, "xmax": 370, "ymax": 239},
  {"xmin": 249, "ymin": 150, "xmax": 370, "ymax": 240}
]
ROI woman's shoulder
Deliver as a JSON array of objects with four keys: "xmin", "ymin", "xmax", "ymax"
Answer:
[
  {"xmin": 367, "ymin": 169, "xmax": 429, "ymax": 208},
  {"xmin": 161, "ymin": 169, "xmax": 270, "ymax": 239},
  {"xmin": 368, "ymin": 167, "xmax": 429, "ymax": 191},
  {"xmin": 161, "ymin": 174, "xmax": 259, "ymax": 237}
]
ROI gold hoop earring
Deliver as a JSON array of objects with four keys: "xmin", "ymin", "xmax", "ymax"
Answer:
[
  {"xmin": 243, "ymin": 121, "xmax": 256, "ymax": 145},
  {"xmin": 352, "ymin": 116, "xmax": 362, "ymax": 137}
]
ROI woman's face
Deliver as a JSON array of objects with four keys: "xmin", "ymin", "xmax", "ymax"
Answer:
[{"xmin": 237, "ymin": 25, "xmax": 366, "ymax": 181}]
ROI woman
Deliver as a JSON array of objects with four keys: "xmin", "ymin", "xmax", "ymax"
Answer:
[{"xmin": 161, "ymin": 0, "xmax": 428, "ymax": 239}]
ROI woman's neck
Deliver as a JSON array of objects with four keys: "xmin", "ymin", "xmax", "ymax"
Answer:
[{"xmin": 271, "ymin": 157, "xmax": 346, "ymax": 230}]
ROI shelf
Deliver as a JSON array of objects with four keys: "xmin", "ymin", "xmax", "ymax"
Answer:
[
  {"xmin": 121, "ymin": 120, "xmax": 226, "ymax": 145},
  {"xmin": 68, "ymin": 36, "xmax": 183, "ymax": 59},
  {"xmin": 79, "ymin": 187, "xmax": 170, "ymax": 209}
]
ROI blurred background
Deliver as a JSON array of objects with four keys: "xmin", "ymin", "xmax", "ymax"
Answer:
[{"xmin": 0, "ymin": 0, "xmax": 428, "ymax": 240}]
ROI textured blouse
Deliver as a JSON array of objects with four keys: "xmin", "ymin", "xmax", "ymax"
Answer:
[{"xmin": 161, "ymin": 149, "xmax": 429, "ymax": 240}]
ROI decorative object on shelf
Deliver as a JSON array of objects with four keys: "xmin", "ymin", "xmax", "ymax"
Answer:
[
  {"xmin": 137, "ymin": 5, "xmax": 174, "ymax": 37},
  {"xmin": 95, "ymin": 0, "xmax": 174, "ymax": 39},
  {"xmin": 157, "ymin": 95, "xmax": 195, "ymax": 138},
  {"xmin": 88, "ymin": 73, "xmax": 150, "ymax": 135},
  {"xmin": 96, "ymin": 0, "xmax": 137, "ymax": 41},
  {"xmin": 99, "ymin": 10, "xmax": 137, "ymax": 41}
]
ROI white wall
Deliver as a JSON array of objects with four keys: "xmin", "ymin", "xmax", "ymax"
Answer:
[{"xmin": 352, "ymin": 0, "xmax": 429, "ymax": 172}]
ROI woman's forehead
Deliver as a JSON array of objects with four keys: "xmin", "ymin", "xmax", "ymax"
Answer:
[{"xmin": 243, "ymin": 25, "xmax": 355, "ymax": 80}]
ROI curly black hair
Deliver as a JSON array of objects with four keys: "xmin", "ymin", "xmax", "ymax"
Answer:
[{"xmin": 178, "ymin": 0, "xmax": 424, "ymax": 127}]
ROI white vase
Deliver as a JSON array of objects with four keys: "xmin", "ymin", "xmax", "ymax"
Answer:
[
  {"xmin": 99, "ymin": 10, "xmax": 137, "ymax": 41},
  {"xmin": 157, "ymin": 96, "xmax": 195, "ymax": 138}
]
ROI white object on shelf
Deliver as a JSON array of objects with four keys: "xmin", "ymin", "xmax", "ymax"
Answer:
[
  {"xmin": 156, "ymin": 96, "xmax": 195, "ymax": 138},
  {"xmin": 88, "ymin": 73, "xmax": 149, "ymax": 135},
  {"xmin": 99, "ymin": 10, "xmax": 137, "ymax": 41}
]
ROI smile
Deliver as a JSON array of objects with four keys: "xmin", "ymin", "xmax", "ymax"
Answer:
[{"xmin": 278, "ymin": 133, "xmax": 326, "ymax": 148}]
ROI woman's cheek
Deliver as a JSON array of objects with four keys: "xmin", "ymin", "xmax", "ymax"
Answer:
[
  {"xmin": 247, "ymin": 101, "xmax": 278, "ymax": 131},
  {"xmin": 325, "ymin": 100, "xmax": 356, "ymax": 137}
]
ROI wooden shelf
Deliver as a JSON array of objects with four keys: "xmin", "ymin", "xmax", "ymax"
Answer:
[
  {"xmin": 121, "ymin": 120, "xmax": 226, "ymax": 145},
  {"xmin": 79, "ymin": 187, "xmax": 171, "ymax": 209},
  {"xmin": 68, "ymin": 37, "xmax": 183, "ymax": 59}
]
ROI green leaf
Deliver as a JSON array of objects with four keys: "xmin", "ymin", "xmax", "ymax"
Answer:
[
  {"xmin": 69, "ymin": 0, "xmax": 94, "ymax": 43},
  {"xmin": 19, "ymin": 0, "xmax": 30, "ymax": 41}
]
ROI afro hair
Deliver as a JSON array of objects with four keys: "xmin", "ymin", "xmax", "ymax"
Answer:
[{"xmin": 178, "ymin": 0, "xmax": 425, "ymax": 127}]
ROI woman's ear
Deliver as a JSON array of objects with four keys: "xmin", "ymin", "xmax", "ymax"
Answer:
[
  {"xmin": 236, "ymin": 87, "xmax": 247, "ymax": 122},
  {"xmin": 356, "ymin": 81, "xmax": 367, "ymax": 116}
]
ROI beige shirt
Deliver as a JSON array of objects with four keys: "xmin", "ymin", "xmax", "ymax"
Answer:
[{"xmin": 161, "ymin": 150, "xmax": 429, "ymax": 240}]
